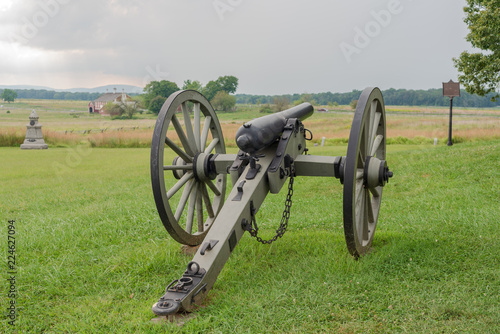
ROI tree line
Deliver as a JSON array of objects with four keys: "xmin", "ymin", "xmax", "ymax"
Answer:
[
  {"xmin": 235, "ymin": 88, "xmax": 500, "ymax": 108},
  {"xmin": 0, "ymin": 89, "xmax": 108, "ymax": 101},
  {"xmin": 3, "ymin": 86, "xmax": 499, "ymax": 109}
]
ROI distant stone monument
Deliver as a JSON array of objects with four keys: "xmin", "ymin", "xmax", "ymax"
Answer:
[{"xmin": 20, "ymin": 110, "xmax": 48, "ymax": 149}]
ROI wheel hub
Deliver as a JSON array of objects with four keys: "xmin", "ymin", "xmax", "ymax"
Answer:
[
  {"xmin": 363, "ymin": 156, "xmax": 393, "ymax": 189},
  {"xmin": 172, "ymin": 156, "xmax": 188, "ymax": 180},
  {"xmin": 192, "ymin": 153, "xmax": 217, "ymax": 181}
]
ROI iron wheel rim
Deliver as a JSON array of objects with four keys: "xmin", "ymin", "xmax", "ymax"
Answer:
[
  {"xmin": 151, "ymin": 90, "xmax": 226, "ymax": 246},
  {"xmin": 343, "ymin": 87, "xmax": 387, "ymax": 257}
]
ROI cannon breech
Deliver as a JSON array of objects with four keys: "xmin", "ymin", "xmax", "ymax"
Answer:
[{"xmin": 235, "ymin": 102, "xmax": 314, "ymax": 154}]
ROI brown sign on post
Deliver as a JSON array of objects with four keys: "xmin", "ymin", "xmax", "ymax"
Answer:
[
  {"xmin": 442, "ymin": 80, "xmax": 460, "ymax": 146},
  {"xmin": 443, "ymin": 80, "xmax": 460, "ymax": 98}
]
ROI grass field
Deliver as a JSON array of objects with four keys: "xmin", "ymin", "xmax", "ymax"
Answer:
[{"xmin": 0, "ymin": 138, "xmax": 499, "ymax": 332}]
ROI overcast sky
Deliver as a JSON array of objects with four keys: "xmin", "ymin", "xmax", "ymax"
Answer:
[{"xmin": 0, "ymin": 0, "xmax": 471, "ymax": 95}]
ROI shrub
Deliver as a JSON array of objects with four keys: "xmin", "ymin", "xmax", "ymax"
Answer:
[
  {"xmin": 259, "ymin": 104, "xmax": 273, "ymax": 113},
  {"xmin": 350, "ymin": 100, "xmax": 358, "ymax": 109},
  {"xmin": 273, "ymin": 96, "xmax": 289, "ymax": 112},
  {"xmin": 104, "ymin": 101, "xmax": 138, "ymax": 119},
  {"xmin": 211, "ymin": 91, "xmax": 236, "ymax": 112}
]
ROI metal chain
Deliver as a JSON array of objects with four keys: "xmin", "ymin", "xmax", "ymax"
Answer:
[{"xmin": 247, "ymin": 170, "xmax": 294, "ymax": 244}]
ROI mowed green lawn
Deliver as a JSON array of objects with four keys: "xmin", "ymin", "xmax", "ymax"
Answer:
[{"xmin": 0, "ymin": 141, "xmax": 499, "ymax": 333}]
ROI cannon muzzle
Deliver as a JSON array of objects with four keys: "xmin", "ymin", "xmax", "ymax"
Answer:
[{"xmin": 235, "ymin": 103, "xmax": 314, "ymax": 154}]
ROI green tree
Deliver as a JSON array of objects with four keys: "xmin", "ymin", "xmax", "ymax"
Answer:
[
  {"xmin": 217, "ymin": 75, "xmax": 238, "ymax": 94},
  {"xmin": 182, "ymin": 80, "xmax": 203, "ymax": 92},
  {"xmin": 143, "ymin": 80, "xmax": 180, "ymax": 109},
  {"xmin": 1, "ymin": 89, "xmax": 17, "ymax": 103},
  {"xmin": 149, "ymin": 96, "xmax": 167, "ymax": 114},
  {"xmin": 211, "ymin": 91, "xmax": 236, "ymax": 112},
  {"xmin": 202, "ymin": 80, "xmax": 221, "ymax": 101},
  {"xmin": 454, "ymin": 0, "xmax": 500, "ymax": 100},
  {"xmin": 202, "ymin": 75, "xmax": 239, "ymax": 100}
]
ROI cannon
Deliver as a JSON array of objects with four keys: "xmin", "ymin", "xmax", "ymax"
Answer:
[{"xmin": 150, "ymin": 87, "xmax": 393, "ymax": 316}]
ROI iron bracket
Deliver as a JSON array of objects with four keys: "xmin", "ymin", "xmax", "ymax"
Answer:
[
  {"xmin": 200, "ymin": 239, "xmax": 219, "ymax": 255},
  {"xmin": 232, "ymin": 180, "xmax": 246, "ymax": 201}
]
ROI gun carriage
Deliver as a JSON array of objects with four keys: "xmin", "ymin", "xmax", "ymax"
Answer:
[{"xmin": 150, "ymin": 87, "xmax": 393, "ymax": 316}]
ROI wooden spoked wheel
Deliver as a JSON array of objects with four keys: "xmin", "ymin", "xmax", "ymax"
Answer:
[
  {"xmin": 151, "ymin": 90, "xmax": 226, "ymax": 246},
  {"xmin": 343, "ymin": 87, "xmax": 391, "ymax": 257}
]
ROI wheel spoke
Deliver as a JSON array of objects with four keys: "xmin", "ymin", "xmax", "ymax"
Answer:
[
  {"xmin": 200, "ymin": 116, "xmax": 212, "ymax": 151},
  {"xmin": 366, "ymin": 191, "xmax": 375, "ymax": 225},
  {"xmin": 181, "ymin": 102, "xmax": 198, "ymax": 153},
  {"xmin": 163, "ymin": 164, "xmax": 193, "ymax": 171},
  {"xmin": 185, "ymin": 185, "xmax": 198, "ymax": 234},
  {"xmin": 200, "ymin": 183, "xmax": 215, "ymax": 218},
  {"xmin": 205, "ymin": 179, "xmax": 221, "ymax": 197},
  {"xmin": 165, "ymin": 137, "xmax": 193, "ymax": 163},
  {"xmin": 167, "ymin": 172, "xmax": 193, "ymax": 199},
  {"xmin": 356, "ymin": 169, "xmax": 364, "ymax": 180},
  {"xmin": 357, "ymin": 147, "xmax": 365, "ymax": 168},
  {"xmin": 356, "ymin": 187, "xmax": 366, "ymax": 241},
  {"xmin": 356, "ymin": 123, "xmax": 367, "ymax": 167},
  {"xmin": 172, "ymin": 114, "xmax": 196, "ymax": 156},
  {"xmin": 369, "ymin": 186, "xmax": 380, "ymax": 198},
  {"xmin": 174, "ymin": 179, "xmax": 195, "ymax": 221},
  {"xmin": 194, "ymin": 103, "xmax": 201, "ymax": 152},
  {"xmin": 371, "ymin": 189, "xmax": 382, "ymax": 222},
  {"xmin": 196, "ymin": 183, "xmax": 204, "ymax": 233},
  {"xmin": 363, "ymin": 117, "xmax": 369, "ymax": 157},
  {"xmin": 355, "ymin": 180, "xmax": 364, "ymax": 210},
  {"xmin": 362, "ymin": 191, "xmax": 369, "ymax": 240},
  {"xmin": 204, "ymin": 137, "xmax": 220, "ymax": 154},
  {"xmin": 369, "ymin": 111, "xmax": 381, "ymax": 150},
  {"xmin": 368, "ymin": 101, "xmax": 378, "ymax": 146},
  {"xmin": 370, "ymin": 134, "xmax": 384, "ymax": 157}
]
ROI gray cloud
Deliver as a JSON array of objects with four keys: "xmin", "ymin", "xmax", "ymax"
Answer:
[{"xmin": 0, "ymin": 0, "xmax": 471, "ymax": 94}]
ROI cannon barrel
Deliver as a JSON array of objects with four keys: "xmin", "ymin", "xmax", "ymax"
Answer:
[{"xmin": 235, "ymin": 102, "xmax": 314, "ymax": 154}]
